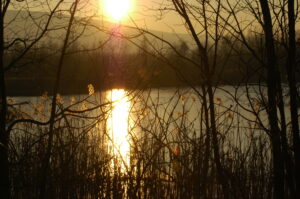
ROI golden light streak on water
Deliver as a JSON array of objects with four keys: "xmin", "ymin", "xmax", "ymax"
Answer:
[{"xmin": 107, "ymin": 89, "xmax": 131, "ymax": 171}]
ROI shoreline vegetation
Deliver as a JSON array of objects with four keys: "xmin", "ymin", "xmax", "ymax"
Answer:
[
  {"xmin": 6, "ymin": 78, "xmax": 298, "ymax": 97},
  {"xmin": 6, "ymin": 48, "xmax": 299, "ymax": 96}
]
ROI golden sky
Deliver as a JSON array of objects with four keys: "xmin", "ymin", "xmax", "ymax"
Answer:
[{"xmin": 97, "ymin": 0, "xmax": 188, "ymax": 33}]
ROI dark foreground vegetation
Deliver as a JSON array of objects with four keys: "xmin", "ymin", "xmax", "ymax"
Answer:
[{"xmin": 1, "ymin": 0, "xmax": 300, "ymax": 199}]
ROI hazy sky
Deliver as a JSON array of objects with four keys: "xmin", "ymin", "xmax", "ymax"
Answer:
[
  {"xmin": 10, "ymin": 0, "xmax": 299, "ymax": 36},
  {"xmin": 98, "ymin": 0, "xmax": 188, "ymax": 33},
  {"xmin": 9, "ymin": 0, "xmax": 186, "ymax": 33}
]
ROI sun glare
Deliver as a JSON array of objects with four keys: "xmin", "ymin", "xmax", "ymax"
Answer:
[
  {"xmin": 108, "ymin": 89, "xmax": 131, "ymax": 170},
  {"xmin": 103, "ymin": 0, "xmax": 133, "ymax": 21}
]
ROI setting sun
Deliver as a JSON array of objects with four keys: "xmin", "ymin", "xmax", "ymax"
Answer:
[{"xmin": 103, "ymin": 0, "xmax": 133, "ymax": 21}]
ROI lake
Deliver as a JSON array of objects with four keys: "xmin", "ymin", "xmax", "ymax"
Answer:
[{"xmin": 9, "ymin": 85, "xmax": 292, "ymax": 172}]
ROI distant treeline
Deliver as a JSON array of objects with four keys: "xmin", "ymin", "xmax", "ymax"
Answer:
[{"xmin": 5, "ymin": 35, "xmax": 300, "ymax": 96}]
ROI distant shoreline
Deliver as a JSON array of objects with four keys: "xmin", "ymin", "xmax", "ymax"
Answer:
[{"xmin": 7, "ymin": 79, "xmax": 289, "ymax": 97}]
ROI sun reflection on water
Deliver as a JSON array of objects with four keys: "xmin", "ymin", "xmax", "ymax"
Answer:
[{"xmin": 107, "ymin": 89, "xmax": 131, "ymax": 170}]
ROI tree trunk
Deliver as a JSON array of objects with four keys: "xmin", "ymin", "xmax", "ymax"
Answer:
[
  {"xmin": 276, "ymin": 69, "xmax": 295, "ymax": 197},
  {"xmin": 207, "ymin": 83, "xmax": 229, "ymax": 199},
  {"xmin": 0, "ymin": 1, "xmax": 10, "ymax": 198},
  {"xmin": 38, "ymin": 1, "xmax": 79, "ymax": 198},
  {"xmin": 200, "ymin": 86, "xmax": 211, "ymax": 199},
  {"xmin": 259, "ymin": 0, "xmax": 285, "ymax": 198},
  {"xmin": 287, "ymin": 1, "xmax": 300, "ymax": 197}
]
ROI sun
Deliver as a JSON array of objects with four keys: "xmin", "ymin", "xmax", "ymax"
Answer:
[{"xmin": 103, "ymin": 0, "xmax": 133, "ymax": 21}]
